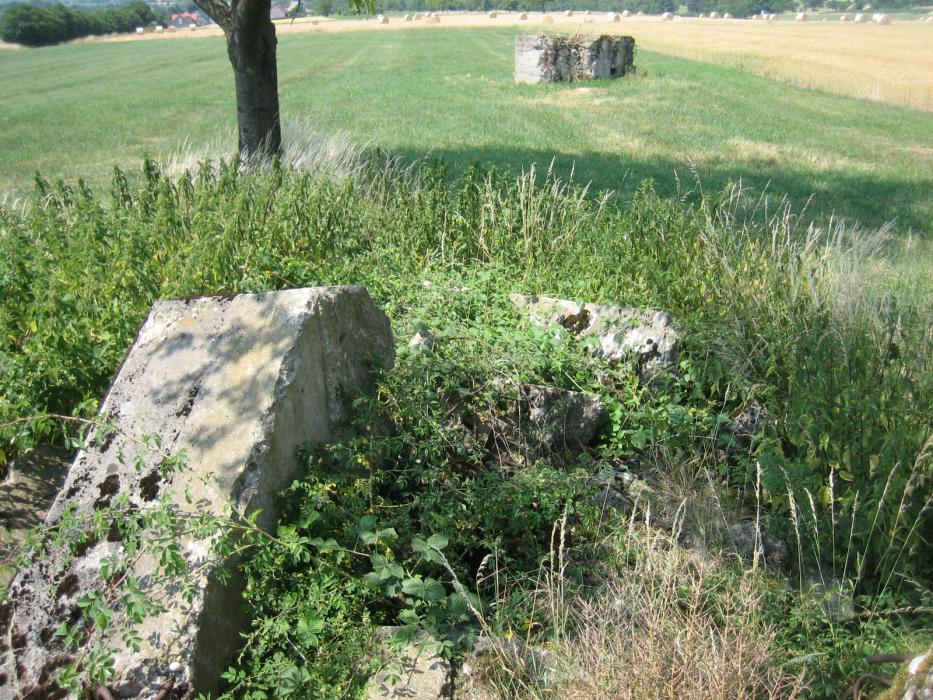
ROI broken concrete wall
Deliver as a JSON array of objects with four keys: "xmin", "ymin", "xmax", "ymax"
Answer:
[
  {"xmin": 514, "ymin": 34, "xmax": 635, "ymax": 84},
  {"xmin": 2, "ymin": 286, "xmax": 394, "ymax": 699}
]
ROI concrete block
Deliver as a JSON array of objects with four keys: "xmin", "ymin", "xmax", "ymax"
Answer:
[
  {"xmin": 514, "ymin": 34, "xmax": 635, "ymax": 84},
  {"xmin": 2, "ymin": 286, "xmax": 394, "ymax": 699}
]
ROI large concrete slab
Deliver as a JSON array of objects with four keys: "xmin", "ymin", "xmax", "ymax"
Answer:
[
  {"xmin": 1, "ymin": 286, "xmax": 393, "ymax": 699},
  {"xmin": 515, "ymin": 34, "xmax": 635, "ymax": 84}
]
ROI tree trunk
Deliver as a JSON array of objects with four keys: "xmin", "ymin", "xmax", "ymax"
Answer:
[{"xmin": 226, "ymin": 8, "xmax": 281, "ymax": 157}]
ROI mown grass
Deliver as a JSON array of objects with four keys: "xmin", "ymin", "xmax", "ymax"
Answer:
[{"xmin": 1, "ymin": 28, "xmax": 932, "ymax": 235}]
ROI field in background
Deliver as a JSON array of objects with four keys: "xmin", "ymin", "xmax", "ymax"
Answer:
[
  {"xmin": 2, "ymin": 28, "xmax": 932, "ymax": 236},
  {"xmin": 109, "ymin": 13, "xmax": 933, "ymax": 110}
]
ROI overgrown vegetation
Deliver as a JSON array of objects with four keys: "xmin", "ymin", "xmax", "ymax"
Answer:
[{"xmin": 0, "ymin": 149, "xmax": 930, "ymax": 696}]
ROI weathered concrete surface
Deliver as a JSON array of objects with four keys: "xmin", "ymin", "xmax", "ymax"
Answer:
[
  {"xmin": 514, "ymin": 34, "xmax": 635, "ymax": 84},
  {"xmin": 897, "ymin": 646, "xmax": 933, "ymax": 700},
  {"xmin": 367, "ymin": 627, "xmax": 452, "ymax": 699},
  {"xmin": 2, "ymin": 286, "xmax": 393, "ymax": 699},
  {"xmin": 0, "ymin": 446, "xmax": 73, "ymax": 589},
  {"xmin": 511, "ymin": 294, "xmax": 679, "ymax": 372}
]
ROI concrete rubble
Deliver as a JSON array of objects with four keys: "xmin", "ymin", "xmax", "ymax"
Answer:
[
  {"xmin": 458, "ymin": 382, "xmax": 606, "ymax": 465},
  {"xmin": 514, "ymin": 34, "xmax": 635, "ymax": 84},
  {"xmin": 511, "ymin": 293, "xmax": 679, "ymax": 372},
  {"xmin": 1, "ymin": 286, "xmax": 393, "ymax": 699}
]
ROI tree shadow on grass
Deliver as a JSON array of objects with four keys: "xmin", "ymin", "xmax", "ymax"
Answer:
[{"xmin": 393, "ymin": 145, "xmax": 932, "ymax": 238}]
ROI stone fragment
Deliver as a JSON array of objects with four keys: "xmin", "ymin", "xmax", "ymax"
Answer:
[
  {"xmin": 590, "ymin": 465, "xmax": 652, "ymax": 515},
  {"xmin": 721, "ymin": 401, "xmax": 772, "ymax": 451},
  {"xmin": 466, "ymin": 382, "xmax": 605, "ymax": 465},
  {"xmin": 408, "ymin": 328, "xmax": 436, "ymax": 351},
  {"xmin": 511, "ymin": 294, "xmax": 678, "ymax": 372},
  {"xmin": 899, "ymin": 648, "xmax": 933, "ymax": 700},
  {"xmin": 725, "ymin": 521, "xmax": 790, "ymax": 572},
  {"xmin": 515, "ymin": 34, "xmax": 635, "ymax": 84},
  {"xmin": 3, "ymin": 286, "xmax": 394, "ymax": 699},
  {"xmin": 367, "ymin": 627, "xmax": 451, "ymax": 699}
]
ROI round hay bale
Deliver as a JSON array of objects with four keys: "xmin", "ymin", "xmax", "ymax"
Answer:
[
  {"xmin": 607, "ymin": 11, "xmax": 620, "ymax": 21},
  {"xmin": 622, "ymin": 9, "xmax": 631, "ymax": 16},
  {"xmin": 661, "ymin": 11, "xmax": 674, "ymax": 20},
  {"xmin": 519, "ymin": 11, "xmax": 528, "ymax": 19},
  {"xmin": 542, "ymin": 14, "xmax": 554, "ymax": 23},
  {"xmin": 377, "ymin": 13, "xmax": 388, "ymax": 23},
  {"xmin": 795, "ymin": 11, "xmax": 807, "ymax": 20},
  {"xmin": 413, "ymin": 12, "xmax": 422, "ymax": 19},
  {"xmin": 709, "ymin": 11, "xmax": 720, "ymax": 18},
  {"xmin": 698, "ymin": 12, "xmax": 706, "ymax": 17},
  {"xmin": 723, "ymin": 12, "xmax": 733, "ymax": 18},
  {"xmin": 488, "ymin": 10, "xmax": 497, "ymax": 17},
  {"xmin": 426, "ymin": 14, "xmax": 440, "ymax": 23},
  {"xmin": 767, "ymin": 13, "xmax": 779, "ymax": 20},
  {"xmin": 839, "ymin": 13, "xmax": 849, "ymax": 20},
  {"xmin": 404, "ymin": 13, "xmax": 411, "ymax": 20},
  {"xmin": 636, "ymin": 10, "xmax": 644, "ymax": 15},
  {"xmin": 875, "ymin": 13, "xmax": 890, "ymax": 23},
  {"xmin": 135, "ymin": 26, "xmax": 144, "ymax": 33},
  {"xmin": 853, "ymin": 12, "xmax": 867, "ymax": 21},
  {"xmin": 563, "ymin": 9, "xmax": 573, "ymax": 16}
]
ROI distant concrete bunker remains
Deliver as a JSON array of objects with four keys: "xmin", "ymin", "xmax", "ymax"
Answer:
[{"xmin": 515, "ymin": 34, "xmax": 635, "ymax": 84}]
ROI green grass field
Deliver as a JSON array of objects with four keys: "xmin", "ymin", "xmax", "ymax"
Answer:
[{"xmin": 1, "ymin": 28, "xmax": 932, "ymax": 235}]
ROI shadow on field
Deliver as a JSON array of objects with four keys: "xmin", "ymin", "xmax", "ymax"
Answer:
[{"xmin": 395, "ymin": 146, "xmax": 931, "ymax": 236}]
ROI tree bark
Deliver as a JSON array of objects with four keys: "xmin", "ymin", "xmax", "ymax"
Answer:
[
  {"xmin": 226, "ymin": 4, "xmax": 281, "ymax": 157},
  {"xmin": 194, "ymin": 0, "xmax": 282, "ymax": 157}
]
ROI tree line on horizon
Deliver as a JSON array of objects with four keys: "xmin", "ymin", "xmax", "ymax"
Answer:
[{"xmin": 0, "ymin": 0, "xmax": 153, "ymax": 45}]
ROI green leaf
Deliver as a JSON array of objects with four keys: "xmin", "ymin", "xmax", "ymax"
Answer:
[{"xmin": 426, "ymin": 533, "xmax": 448, "ymax": 550}]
